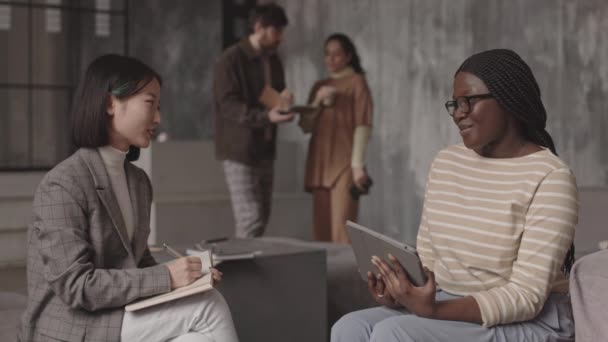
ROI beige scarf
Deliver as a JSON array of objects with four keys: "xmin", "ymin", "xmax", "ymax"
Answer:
[{"xmin": 329, "ymin": 66, "xmax": 355, "ymax": 79}]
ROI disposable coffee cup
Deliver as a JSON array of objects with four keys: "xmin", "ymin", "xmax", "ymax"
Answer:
[{"xmin": 322, "ymin": 88, "xmax": 337, "ymax": 107}]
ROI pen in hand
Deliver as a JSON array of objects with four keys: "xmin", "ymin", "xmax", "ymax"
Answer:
[
  {"xmin": 163, "ymin": 244, "xmax": 208, "ymax": 289},
  {"xmin": 163, "ymin": 243, "xmax": 184, "ymax": 258}
]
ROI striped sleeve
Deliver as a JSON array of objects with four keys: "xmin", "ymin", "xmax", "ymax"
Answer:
[
  {"xmin": 471, "ymin": 168, "xmax": 578, "ymax": 327},
  {"xmin": 417, "ymin": 204, "xmax": 435, "ymax": 271},
  {"xmin": 416, "ymin": 165, "xmax": 435, "ymax": 271}
]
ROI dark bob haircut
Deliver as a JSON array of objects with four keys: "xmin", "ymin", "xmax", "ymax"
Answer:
[
  {"xmin": 70, "ymin": 54, "xmax": 162, "ymax": 161},
  {"xmin": 248, "ymin": 3, "xmax": 288, "ymax": 31}
]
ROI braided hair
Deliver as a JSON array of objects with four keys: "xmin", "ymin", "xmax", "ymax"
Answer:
[{"xmin": 456, "ymin": 49, "xmax": 575, "ymax": 275}]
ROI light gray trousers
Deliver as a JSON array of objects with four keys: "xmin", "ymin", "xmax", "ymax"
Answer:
[
  {"xmin": 223, "ymin": 160, "xmax": 274, "ymax": 238},
  {"xmin": 121, "ymin": 289, "xmax": 239, "ymax": 342},
  {"xmin": 331, "ymin": 290, "xmax": 574, "ymax": 342}
]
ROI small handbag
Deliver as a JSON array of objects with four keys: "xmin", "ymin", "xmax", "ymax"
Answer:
[{"xmin": 350, "ymin": 177, "xmax": 373, "ymax": 200}]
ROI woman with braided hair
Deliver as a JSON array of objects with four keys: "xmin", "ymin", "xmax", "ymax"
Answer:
[{"xmin": 331, "ymin": 49, "xmax": 576, "ymax": 342}]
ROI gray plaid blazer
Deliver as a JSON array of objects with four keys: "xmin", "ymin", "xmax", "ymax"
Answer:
[{"xmin": 19, "ymin": 148, "xmax": 171, "ymax": 342}]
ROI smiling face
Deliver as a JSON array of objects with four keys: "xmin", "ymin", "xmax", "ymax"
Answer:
[
  {"xmin": 452, "ymin": 72, "xmax": 520, "ymax": 157},
  {"xmin": 107, "ymin": 78, "xmax": 161, "ymax": 151},
  {"xmin": 324, "ymin": 39, "xmax": 351, "ymax": 73}
]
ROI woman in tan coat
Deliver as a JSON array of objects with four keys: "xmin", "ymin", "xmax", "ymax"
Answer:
[{"xmin": 300, "ymin": 33, "xmax": 373, "ymax": 243}]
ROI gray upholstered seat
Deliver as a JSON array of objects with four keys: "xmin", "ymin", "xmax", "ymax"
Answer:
[{"xmin": 0, "ymin": 292, "xmax": 27, "ymax": 342}]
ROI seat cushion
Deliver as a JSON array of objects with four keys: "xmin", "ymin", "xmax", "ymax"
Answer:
[
  {"xmin": 266, "ymin": 238, "xmax": 377, "ymax": 325},
  {"xmin": 0, "ymin": 292, "xmax": 27, "ymax": 342}
]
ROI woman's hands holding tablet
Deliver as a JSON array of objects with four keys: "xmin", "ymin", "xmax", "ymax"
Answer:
[
  {"xmin": 367, "ymin": 271, "xmax": 400, "ymax": 308},
  {"xmin": 372, "ymin": 254, "xmax": 437, "ymax": 318}
]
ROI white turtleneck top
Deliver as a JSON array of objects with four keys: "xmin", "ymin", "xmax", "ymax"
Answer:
[{"xmin": 98, "ymin": 146, "xmax": 135, "ymax": 241}]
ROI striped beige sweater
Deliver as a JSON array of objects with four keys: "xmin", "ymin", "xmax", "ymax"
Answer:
[{"xmin": 416, "ymin": 144, "xmax": 578, "ymax": 327}]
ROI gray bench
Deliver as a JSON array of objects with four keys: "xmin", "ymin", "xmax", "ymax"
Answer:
[
  {"xmin": 154, "ymin": 237, "xmax": 330, "ymax": 342},
  {"xmin": 266, "ymin": 238, "xmax": 376, "ymax": 327},
  {"xmin": 0, "ymin": 292, "xmax": 27, "ymax": 342}
]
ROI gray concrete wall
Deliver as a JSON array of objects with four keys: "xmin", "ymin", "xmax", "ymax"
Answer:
[
  {"xmin": 129, "ymin": 0, "xmax": 221, "ymax": 139},
  {"xmin": 2, "ymin": 1, "xmax": 606, "ymax": 265},
  {"xmin": 275, "ymin": 0, "xmax": 608, "ymax": 243},
  {"xmin": 125, "ymin": 0, "xmax": 608, "ymax": 243}
]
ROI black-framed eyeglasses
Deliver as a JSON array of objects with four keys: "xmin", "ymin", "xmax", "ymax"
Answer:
[{"xmin": 444, "ymin": 93, "xmax": 494, "ymax": 116}]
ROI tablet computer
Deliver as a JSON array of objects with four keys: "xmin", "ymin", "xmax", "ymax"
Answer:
[
  {"xmin": 278, "ymin": 105, "xmax": 317, "ymax": 115},
  {"xmin": 346, "ymin": 221, "xmax": 427, "ymax": 287}
]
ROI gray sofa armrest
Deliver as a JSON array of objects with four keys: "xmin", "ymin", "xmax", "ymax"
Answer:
[{"xmin": 569, "ymin": 249, "xmax": 608, "ymax": 342}]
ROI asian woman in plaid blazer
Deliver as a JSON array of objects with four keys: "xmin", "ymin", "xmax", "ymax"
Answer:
[{"xmin": 19, "ymin": 55, "xmax": 239, "ymax": 342}]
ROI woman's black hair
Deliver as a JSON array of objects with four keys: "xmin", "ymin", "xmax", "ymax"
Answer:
[
  {"xmin": 456, "ymin": 49, "xmax": 575, "ymax": 275},
  {"xmin": 325, "ymin": 33, "xmax": 365, "ymax": 74},
  {"xmin": 70, "ymin": 54, "xmax": 162, "ymax": 161}
]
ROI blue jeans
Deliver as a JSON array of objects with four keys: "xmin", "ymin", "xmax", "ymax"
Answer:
[{"xmin": 331, "ymin": 290, "xmax": 574, "ymax": 342}]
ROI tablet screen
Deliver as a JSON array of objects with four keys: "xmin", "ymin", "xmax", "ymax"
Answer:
[{"xmin": 347, "ymin": 221, "xmax": 427, "ymax": 286}]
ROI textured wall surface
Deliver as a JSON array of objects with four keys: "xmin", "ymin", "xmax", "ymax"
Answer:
[
  {"xmin": 129, "ymin": 0, "xmax": 221, "ymax": 139},
  {"xmin": 276, "ymin": 0, "xmax": 608, "ymax": 243},
  {"xmin": 128, "ymin": 1, "xmax": 608, "ymax": 243},
  {"xmin": 1, "ymin": 3, "xmax": 126, "ymax": 168}
]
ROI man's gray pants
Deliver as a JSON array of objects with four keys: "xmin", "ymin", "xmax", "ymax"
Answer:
[{"xmin": 223, "ymin": 159, "xmax": 274, "ymax": 238}]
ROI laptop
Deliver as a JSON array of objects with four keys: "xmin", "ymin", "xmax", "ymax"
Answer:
[{"xmin": 346, "ymin": 221, "xmax": 427, "ymax": 287}]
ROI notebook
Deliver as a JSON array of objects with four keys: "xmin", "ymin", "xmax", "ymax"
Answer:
[
  {"xmin": 186, "ymin": 249, "xmax": 259, "ymax": 265},
  {"xmin": 188, "ymin": 238, "xmax": 264, "ymax": 265},
  {"xmin": 124, "ymin": 250, "xmax": 214, "ymax": 312},
  {"xmin": 258, "ymin": 85, "xmax": 282, "ymax": 109}
]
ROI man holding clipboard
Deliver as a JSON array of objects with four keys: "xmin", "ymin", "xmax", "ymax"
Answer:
[{"xmin": 213, "ymin": 3, "xmax": 296, "ymax": 239}]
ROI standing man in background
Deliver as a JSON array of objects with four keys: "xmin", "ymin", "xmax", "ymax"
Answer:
[{"xmin": 213, "ymin": 3, "xmax": 294, "ymax": 238}]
